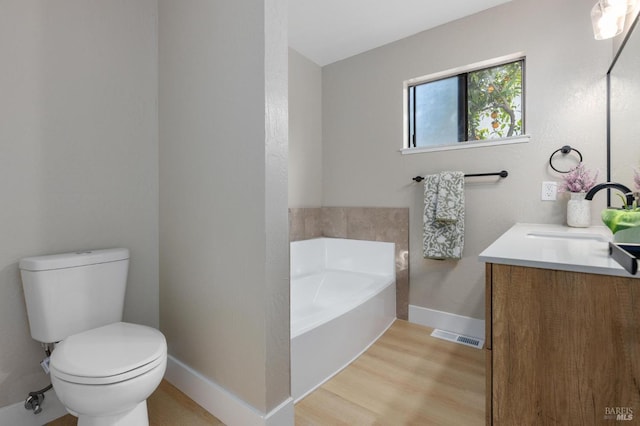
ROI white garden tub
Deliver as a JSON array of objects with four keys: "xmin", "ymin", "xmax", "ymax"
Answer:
[{"xmin": 290, "ymin": 237, "xmax": 396, "ymax": 402}]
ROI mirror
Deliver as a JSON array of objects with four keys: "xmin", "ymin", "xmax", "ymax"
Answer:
[{"xmin": 609, "ymin": 12, "xmax": 640, "ymax": 207}]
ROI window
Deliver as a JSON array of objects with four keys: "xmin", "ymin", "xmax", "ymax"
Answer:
[{"xmin": 404, "ymin": 55, "xmax": 527, "ymax": 153}]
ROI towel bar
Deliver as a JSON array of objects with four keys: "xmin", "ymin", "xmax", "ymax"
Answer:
[{"xmin": 412, "ymin": 170, "xmax": 508, "ymax": 183}]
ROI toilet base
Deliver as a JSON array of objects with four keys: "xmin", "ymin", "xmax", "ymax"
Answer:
[{"xmin": 77, "ymin": 401, "xmax": 148, "ymax": 426}]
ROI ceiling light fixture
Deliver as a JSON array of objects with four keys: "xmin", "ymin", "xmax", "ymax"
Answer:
[{"xmin": 591, "ymin": 0, "xmax": 628, "ymax": 40}]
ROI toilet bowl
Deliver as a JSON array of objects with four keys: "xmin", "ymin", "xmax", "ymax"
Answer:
[
  {"xmin": 50, "ymin": 322, "xmax": 167, "ymax": 426},
  {"xmin": 19, "ymin": 248, "xmax": 167, "ymax": 425}
]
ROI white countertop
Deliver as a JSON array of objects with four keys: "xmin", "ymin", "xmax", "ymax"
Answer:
[{"xmin": 478, "ymin": 223, "xmax": 638, "ymax": 278}]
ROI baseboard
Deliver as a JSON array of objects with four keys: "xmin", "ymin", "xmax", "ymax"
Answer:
[
  {"xmin": 0, "ymin": 389, "xmax": 67, "ymax": 426},
  {"xmin": 408, "ymin": 305, "xmax": 485, "ymax": 339},
  {"xmin": 165, "ymin": 355, "xmax": 294, "ymax": 426}
]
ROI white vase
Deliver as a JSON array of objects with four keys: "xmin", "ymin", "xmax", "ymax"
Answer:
[{"xmin": 567, "ymin": 192, "xmax": 590, "ymax": 227}]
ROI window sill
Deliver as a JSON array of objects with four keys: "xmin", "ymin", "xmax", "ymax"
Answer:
[{"xmin": 400, "ymin": 134, "xmax": 531, "ymax": 155}]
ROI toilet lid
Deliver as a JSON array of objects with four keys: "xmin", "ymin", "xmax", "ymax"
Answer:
[{"xmin": 50, "ymin": 322, "xmax": 166, "ymax": 385}]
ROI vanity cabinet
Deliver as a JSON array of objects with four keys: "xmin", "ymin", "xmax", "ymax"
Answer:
[{"xmin": 485, "ymin": 263, "xmax": 640, "ymax": 425}]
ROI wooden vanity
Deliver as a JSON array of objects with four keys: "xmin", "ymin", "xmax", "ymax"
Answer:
[{"xmin": 480, "ymin": 224, "xmax": 640, "ymax": 425}]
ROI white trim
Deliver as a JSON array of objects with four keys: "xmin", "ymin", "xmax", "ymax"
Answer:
[
  {"xmin": 400, "ymin": 134, "xmax": 530, "ymax": 154},
  {"xmin": 408, "ymin": 305, "xmax": 485, "ymax": 339},
  {"xmin": 0, "ymin": 389, "xmax": 67, "ymax": 426},
  {"xmin": 404, "ymin": 52, "xmax": 526, "ymax": 87},
  {"xmin": 265, "ymin": 397, "xmax": 294, "ymax": 426},
  {"xmin": 164, "ymin": 355, "xmax": 294, "ymax": 426}
]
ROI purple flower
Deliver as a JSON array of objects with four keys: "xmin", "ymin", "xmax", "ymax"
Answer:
[
  {"xmin": 558, "ymin": 163, "xmax": 599, "ymax": 193},
  {"xmin": 634, "ymin": 169, "xmax": 640, "ymax": 191}
]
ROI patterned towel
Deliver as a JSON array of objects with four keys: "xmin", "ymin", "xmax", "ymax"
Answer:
[{"xmin": 423, "ymin": 171, "xmax": 465, "ymax": 260}]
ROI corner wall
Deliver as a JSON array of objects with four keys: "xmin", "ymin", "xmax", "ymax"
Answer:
[
  {"xmin": 158, "ymin": 0, "xmax": 291, "ymax": 421},
  {"xmin": 289, "ymin": 49, "xmax": 323, "ymax": 207}
]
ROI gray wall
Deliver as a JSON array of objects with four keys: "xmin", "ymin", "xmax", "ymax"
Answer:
[
  {"xmin": 321, "ymin": 0, "xmax": 611, "ymax": 319},
  {"xmin": 289, "ymin": 48, "xmax": 323, "ymax": 207},
  {"xmin": 158, "ymin": 0, "xmax": 290, "ymax": 414},
  {"xmin": 0, "ymin": 0, "xmax": 159, "ymax": 408},
  {"xmin": 613, "ymin": 5, "xmax": 640, "ymax": 55}
]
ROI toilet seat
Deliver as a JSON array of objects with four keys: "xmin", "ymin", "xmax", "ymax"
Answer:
[{"xmin": 50, "ymin": 322, "xmax": 166, "ymax": 385}]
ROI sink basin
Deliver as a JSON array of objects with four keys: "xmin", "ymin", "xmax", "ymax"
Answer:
[{"xmin": 526, "ymin": 231, "xmax": 609, "ymax": 242}]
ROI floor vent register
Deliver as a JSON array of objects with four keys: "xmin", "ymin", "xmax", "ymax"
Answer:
[{"xmin": 430, "ymin": 329, "xmax": 484, "ymax": 349}]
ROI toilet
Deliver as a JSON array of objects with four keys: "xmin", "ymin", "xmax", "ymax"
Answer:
[{"xmin": 19, "ymin": 248, "xmax": 167, "ymax": 426}]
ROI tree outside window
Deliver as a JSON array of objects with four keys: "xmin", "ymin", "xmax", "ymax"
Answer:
[{"xmin": 467, "ymin": 61, "xmax": 523, "ymax": 141}]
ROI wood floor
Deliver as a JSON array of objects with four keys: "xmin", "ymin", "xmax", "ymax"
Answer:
[
  {"xmin": 48, "ymin": 320, "xmax": 485, "ymax": 425},
  {"xmin": 295, "ymin": 320, "xmax": 485, "ymax": 425},
  {"xmin": 47, "ymin": 380, "xmax": 223, "ymax": 426}
]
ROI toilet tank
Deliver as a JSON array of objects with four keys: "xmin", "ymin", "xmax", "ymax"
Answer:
[{"xmin": 19, "ymin": 248, "xmax": 130, "ymax": 344}]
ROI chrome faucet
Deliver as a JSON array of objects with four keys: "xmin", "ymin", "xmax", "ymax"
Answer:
[{"xmin": 584, "ymin": 182, "xmax": 634, "ymax": 207}]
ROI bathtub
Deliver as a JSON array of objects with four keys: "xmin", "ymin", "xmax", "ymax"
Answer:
[{"xmin": 290, "ymin": 237, "xmax": 396, "ymax": 402}]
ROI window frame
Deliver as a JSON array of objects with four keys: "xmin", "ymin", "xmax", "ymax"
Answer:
[{"xmin": 402, "ymin": 52, "xmax": 530, "ymax": 154}]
